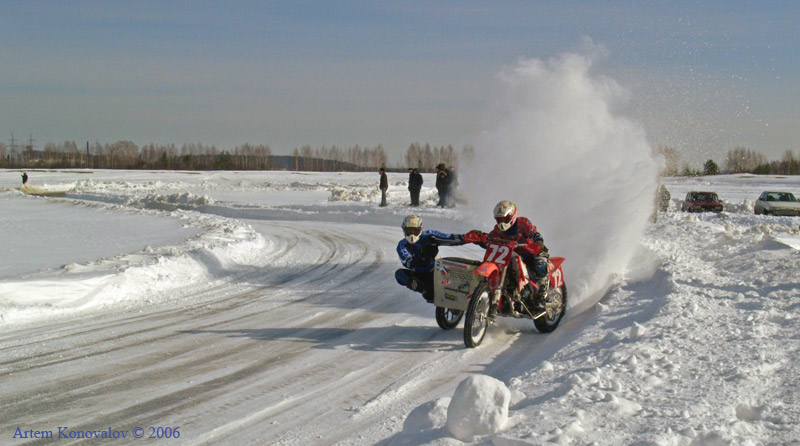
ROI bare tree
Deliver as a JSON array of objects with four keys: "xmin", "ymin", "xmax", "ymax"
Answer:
[
  {"xmin": 780, "ymin": 149, "xmax": 799, "ymax": 175},
  {"xmin": 405, "ymin": 143, "xmax": 422, "ymax": 168},
  {"xmin": 654, "ymin": 145, "xmax": 681, "ymax": 176},
  {"xmin": 461, "ymin": 145, "xmax": 475, "ymax": 165},
  {"xmin": 422, "ymin": 144, "xmax": 433, "ymax": 170},
  {"xmin": 724, "ymin": 146, "xmax": 767, "ymax": 173}
]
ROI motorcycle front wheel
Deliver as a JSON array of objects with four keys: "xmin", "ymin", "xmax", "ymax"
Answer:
[
  {"xmin": 435, "ymin": 306, "xmax": 463, "ymax": 330},
  {"xmin": 463, "ymin": 284, "xmax": 491, "ymax": 348}
]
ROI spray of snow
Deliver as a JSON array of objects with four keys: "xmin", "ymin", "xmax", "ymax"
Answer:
[{"xmin": 461, "ymin": 43, "xmax": 661, "ymax": 313}]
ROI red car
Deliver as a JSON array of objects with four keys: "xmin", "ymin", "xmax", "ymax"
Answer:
[{"xmin": 681, "ymin": 191, "xmax": 723, "ymax": 213}]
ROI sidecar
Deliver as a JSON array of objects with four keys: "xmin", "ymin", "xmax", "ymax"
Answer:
[{"xmin": 431, "ymin": 257, "xmax": 482, "ymax": 329}]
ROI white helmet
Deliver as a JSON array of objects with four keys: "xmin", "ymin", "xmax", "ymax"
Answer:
[
  {"xmin": 402, "ymin": 215, "xmax": 423, "ymax": 244},
  {"xmin": 493, "ymin": 200, "xmax": 518, "ymax": 232}
]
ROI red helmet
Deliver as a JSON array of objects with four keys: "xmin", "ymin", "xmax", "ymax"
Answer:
[{"xmin": 493, "ymin": 200, "xmax": 517, "ymax": 231}]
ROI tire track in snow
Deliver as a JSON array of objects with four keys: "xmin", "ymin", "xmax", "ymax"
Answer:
[
  {"xmin": 1, "ymin": 220, "xmax": 507, "ymax": 446},
  {"xmin": 0, "ymin": 223, "xmax": 366, "ymax": 370},
  {"xmin": 1, "ymin": 222, "xmax": 377, "ymax": 431}
]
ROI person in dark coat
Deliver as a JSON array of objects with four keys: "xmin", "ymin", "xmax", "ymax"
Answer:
[
  {"xmin": 379, "ymin": 167, "xmax": 389, "ymax": 207},
  {"xmin": 21, "ymin": 172, "xmax": 28, "ymax": 185},
  {"xmin": 447, "ymin": 166, "xmax": 458, "ymax": 207},
  {"xmin": 412, "ymin": 168, "xmax": 423, "ymax": 206},
  {"xmin": 656, "ymin": 185, "xmax": 671, "ymax": 212},
  {"xmin": 408, "ymin": 168, "xmax": 423, "ymax": 206},
  {"xmin": 435, "ymin": 163, "xmax": 449, "ymax": 207}
]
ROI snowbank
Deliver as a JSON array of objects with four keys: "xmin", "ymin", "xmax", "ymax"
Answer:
[{"xmin": 0, "ymin": 190, "xmax": 267, "ymax": 327}]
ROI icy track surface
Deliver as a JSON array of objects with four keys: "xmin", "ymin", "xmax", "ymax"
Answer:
[{"xmin": 1, "ymin": 169, "xmax": 799, "ymax": 445}]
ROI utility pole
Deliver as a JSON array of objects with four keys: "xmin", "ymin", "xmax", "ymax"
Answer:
[
  {"xmin": 24, "ymin": 134, "xmax": 36, "ymax": 164},
  {"xmin": 9, "ymin": 133, "xmax": 18, "ymax": 167}
]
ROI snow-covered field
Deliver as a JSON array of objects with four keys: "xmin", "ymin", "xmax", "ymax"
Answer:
[{"xmin": 1, "ymin": 169, "xmax": 798, "ymax": 445}]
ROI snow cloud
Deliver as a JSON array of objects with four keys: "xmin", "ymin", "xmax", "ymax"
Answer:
[{"xmin": 461, "ymin": 43, "xmax": 661, "ymax": 312}]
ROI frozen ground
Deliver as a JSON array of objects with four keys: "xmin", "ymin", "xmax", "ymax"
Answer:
[{"xmin": 1, "ymin": 169, "xmax": 798, "ymax": 445}]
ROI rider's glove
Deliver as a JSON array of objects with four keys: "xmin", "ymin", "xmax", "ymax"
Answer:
[
  {"xmin": 409, "ymin": 256, "xmax": 426, "ymax": 268},
  {"xmin": 420, "ymin": 239, "xmax": 438, "ymax": 258},
  {"xmin": 464, "ymin": 230, "xmax": 486, "ymax": 244}
]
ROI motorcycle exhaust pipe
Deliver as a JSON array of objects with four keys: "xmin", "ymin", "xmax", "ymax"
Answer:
[{"xmin": 518, "ymin": 298, "xmax": 548, "ymax": 320}]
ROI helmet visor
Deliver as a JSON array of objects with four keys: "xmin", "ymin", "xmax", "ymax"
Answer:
[
  {"xmin": 495, "ymin": 215, "xmax": 514, "ymax": 224},
  {"xmin": 403, "ymin": 227, "xmax": 422, "ymax": 237}
]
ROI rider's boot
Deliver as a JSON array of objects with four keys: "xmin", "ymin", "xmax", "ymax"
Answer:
[
  {"xmin": 536, "ymin": 277, "xmax": 550, "ymax": 305},
  {"xmin": 487, "ymin": 302, "xmax": 497, "ymax": 321},
  {"xmin": 409, "ymin": 278, "xmax": 434, "ymax": 303}
]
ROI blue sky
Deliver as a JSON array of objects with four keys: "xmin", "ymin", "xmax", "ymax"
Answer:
[{"xmin": 2, "ymin": 1, "xmax": 797, "ymax": 165}]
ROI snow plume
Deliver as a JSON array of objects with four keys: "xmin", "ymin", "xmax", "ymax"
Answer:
[{"xmin": 462, "ymin": 43, "xmax": 661, "ymax": 313}]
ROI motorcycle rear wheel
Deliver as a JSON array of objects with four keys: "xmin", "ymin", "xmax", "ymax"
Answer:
[
  {"xmin": 435, "ymin": 306, "xmax": 463, "ymax": 330},
  {"xmin": 464, "ymin": 284, "xmax": 491, "ymax": 348},
  {"xmin": 534, "ymin": 282, "xmax": 567, "ymax": 333}
]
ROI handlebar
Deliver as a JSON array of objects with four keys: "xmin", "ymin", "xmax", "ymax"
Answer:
[
  {"xmin": 434, "ymin": 238, "xmax": 469, "ymax": 247},
  {"xmin": 485, "ymin": 236, "xmax": 526, "ymax": 247},
  {"xmin": 464, "ymin": 232, "xmax": 529, "ymax": 249},
  {"xmin": 424, "ymin": 235, "xmax": 475, "ymax": 248}
]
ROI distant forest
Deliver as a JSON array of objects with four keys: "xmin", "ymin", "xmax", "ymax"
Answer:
[
  {"xmin": 0, "ymin": 140, "xmax": 474, "ymax": 172},
  {"xmin": 656, "ymin": 146, "xmax": 800, "ymax": 176},
  {"xmin": 3, "ymin": 138, "xmax": 796, "ymax": 175}
]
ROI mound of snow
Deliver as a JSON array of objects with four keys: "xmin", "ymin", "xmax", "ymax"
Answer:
[
  {"xmin": 446, "ymin": 375, "xmax": 511, "ymax": 441},
  {"xmin": 128, "ymin": 192, "xmax": 215, "ymax": 209},
  {"xmin": 19, "ymin": 183, "xmax": 72, "ymax": 196},
  {"xmin": 328, "ymin": 186, "xmax": 380, "ymax": 202},
  {"xmin": 723, "ymin": 199, "xmax": 750, "ymax": 214}
]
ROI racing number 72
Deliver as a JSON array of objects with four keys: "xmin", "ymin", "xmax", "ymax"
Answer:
[{"xmin": 484, "ymin": 243, "xmax": 511, "ymax": 266}]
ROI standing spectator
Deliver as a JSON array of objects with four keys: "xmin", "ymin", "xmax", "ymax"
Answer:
[
  {"xmin": 407, "ymin": 168, "xmax": 414, "ymax": 205},
  {"xmin": 447, "ymin": 166, "xmax": 458, "ymax": 207},
  {"xmin": 651, "ymin": 184, "xmax": 671, "ymax": 222},
  {"xmin": 435, "ymin": 163, "xmax": 450, "ymax": 208},
  {"xmin": 413, "ymin": 168, "xmax": 424, "ymax": 205},
  {"xmin": 656, "ymin": 184, "xmax": 671, "ymax": 212},
  {"xmin": 408, "ymin": 168, "xmax": 423, "ymax": 206},
  {"xmin": 379, "ymin": 167, "xmax": 389, "ymax": 207},
  {"xmin": 21, "ymin": 172, "xmax": 28, "ymax": 185}
]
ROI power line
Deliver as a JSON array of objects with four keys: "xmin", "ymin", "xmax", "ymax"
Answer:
[{"xmin": 26, "ymin": 134, "xmax": 36, "ymax": 150}]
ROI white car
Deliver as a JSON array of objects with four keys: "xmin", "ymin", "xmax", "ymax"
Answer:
[{"xmin": 754, "ymin": 191, "xmax": 800, "ymax": 216}]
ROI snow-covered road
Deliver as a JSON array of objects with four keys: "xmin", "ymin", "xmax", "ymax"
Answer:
[
  {"xmin": 1, "ymin": 170, "xmax": 798, "ymax": 445},
  {"xmin": 1, "ymin": 218, "xmax": 515, "ymax": 445}
]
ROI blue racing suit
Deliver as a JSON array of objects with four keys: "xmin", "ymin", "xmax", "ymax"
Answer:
[{"xmin": 395, "ymin": 230, "xmax": 466, "ymax": 300}]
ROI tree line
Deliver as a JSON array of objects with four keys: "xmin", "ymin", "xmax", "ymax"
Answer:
[
  {"xmin": 289, "ymin": 144, "xmax": 387, "ymax": 171},
  {"xmin": 722, "ymin": 147, "xmax": 800, "ymax": 175},
  {"xmin": 404, "ymin": 143, "xmax": 475, "ymax": 172},
  {"xmin": 7, "ymin": 138, "xmax": 792, "ymax": 175},
  {"xmin": 656, "ymin": 145, "xmax": 800, "ymax": 176},
  {"xmin": 0, "ymin": 141, "xmax": 273, "ymax": 170},
  {"xmin": 0, "ymin": 139, "xmax": 475, "ymax": 172}
]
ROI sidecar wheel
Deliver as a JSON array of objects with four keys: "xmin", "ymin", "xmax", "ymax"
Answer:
[
  {"xmin": 464, "ymin": 284, "xmax": 491, "ymax": 348},
  {"xmin": 534, "ymin": 282, "xmax": 567, "ymax": 333},
  {"xmin": 435, "ymin": 306, "xmax": 463, "ymax": 330}
]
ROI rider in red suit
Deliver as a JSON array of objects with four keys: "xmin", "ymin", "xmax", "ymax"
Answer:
[{"xmin": 471, "ymin": 200, "xmax": 550, "ymax": 298}]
